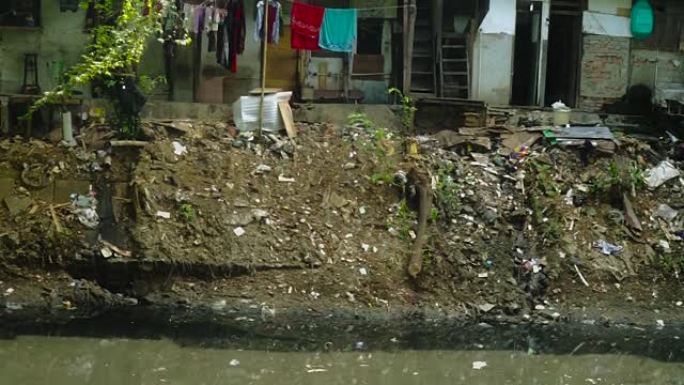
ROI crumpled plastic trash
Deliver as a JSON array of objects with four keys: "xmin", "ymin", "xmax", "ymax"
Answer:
[
  {"xmin": 654, "ymin": 203, "xmax": 679, "ymax": 222},
  {"xmin": 593, "ymin": 240, "xmax": 623, "ymax": 256},
  {"xmin": 172, "ymin": 141, "xmax": 188, "ymax": 156},
  {"xmin": 70, "ymin": 194, "xmax": 99, "ymax": 229},
  {"xmin": 552, "ymin": 100, "xmax": 568, "ymax": 110},
  {"xmin": 644, "ymin": 161, "xmax": 680, "ymax": 189}
]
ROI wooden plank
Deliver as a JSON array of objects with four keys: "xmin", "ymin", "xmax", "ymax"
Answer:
[
  {"xmin": 0, "ymin": 96, "xmax": 9, "ymax": 134},
  {"xmin": 278, "ymin": 101, "xmax": 297, "ymax": 139},
  {"xmin": 249, "ymin": 88, "xmax": 283, "ymax": 95}
]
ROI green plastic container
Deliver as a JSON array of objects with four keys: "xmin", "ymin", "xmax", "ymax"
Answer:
[{"xmin": 631, "ymin": 0, "xmax": 654, "ymax": 39}]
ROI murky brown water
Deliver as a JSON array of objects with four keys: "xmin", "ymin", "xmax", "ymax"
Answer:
[{"xmin": 0, "ymin": 336, "xmax": 683, "ymax": 385}]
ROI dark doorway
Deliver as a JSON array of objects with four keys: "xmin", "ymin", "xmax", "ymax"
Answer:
[
  {"xmin": 511, "ymin": 1, "xmax": 543, "ymax": 106},
  {"xmin": 544, "ymin": 1, "xmax": 583, "ymax": 107}
]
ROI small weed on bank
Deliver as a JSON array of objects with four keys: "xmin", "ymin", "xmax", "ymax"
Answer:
[{"xmin": 178, "ymin": 203, "xmax": 196, "ymax": 222}]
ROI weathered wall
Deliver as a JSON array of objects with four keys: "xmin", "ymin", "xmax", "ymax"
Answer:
[
  {"xmin": 578, "ymin": 35, "xmax": 631, "ymax": 110},
  {"xmin": 630, "ymin": 49, "xmax": 684, "ymax": 106},
  {"xmin": 471, "ymin": 0, "xmax": 516, "ymax": 106},
  {"xmin": 0, "ymin": 3, "xmax": 89, "ymax": 94},
  {"xmin": 587, "ymin": 0, "xmax": 631, "ymax": 16}
]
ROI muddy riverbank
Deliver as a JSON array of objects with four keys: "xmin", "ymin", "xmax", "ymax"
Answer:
[{"xmin": 1, "ymin": 114, "xmax": 683, "ymax": 339}]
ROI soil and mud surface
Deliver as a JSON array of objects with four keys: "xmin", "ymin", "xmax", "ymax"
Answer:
[{"xmin": 0, "ymin": 112, "xmax": 683, "ymax": 334}]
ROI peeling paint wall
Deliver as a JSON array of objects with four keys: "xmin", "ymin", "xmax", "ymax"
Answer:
[{"xmin": 630, "ymin": 49, "xmax": 684, "ymax": 106}]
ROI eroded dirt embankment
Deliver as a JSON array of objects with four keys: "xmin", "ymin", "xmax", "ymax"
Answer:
[{"xmin": 0, "ymin": 118, "xmax": 683, "ymax": 331}]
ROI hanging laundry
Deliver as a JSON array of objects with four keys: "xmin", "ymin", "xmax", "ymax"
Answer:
[
  {"xmin": 290, "ymin": 2, "xmax": 325, "ymax": 51},
  {"xmin": 193, "ymin": 7, "xmax": 206, "ymax": 34},
  {"xmin": 319, "ymin": 8, "xmax": 358, "ymax": 52},
  {"xmin": 254, "ymin": 0, "xmax": 281, "ymax": 44},
  {"xmin": 229, "ymin": 0, "xmax": 246, "ymax": 73},
  {"xmin": 182, "ymin": 3, "xmax": 197, "ymax": 32},
  {"xmin": 216, "ymin": 0, "xmax": 246, "ymax": 73}
]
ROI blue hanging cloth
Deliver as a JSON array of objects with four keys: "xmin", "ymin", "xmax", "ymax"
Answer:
[{"xmin": 318, "ymin": 8, "xmax": 358, "ymax": 52}]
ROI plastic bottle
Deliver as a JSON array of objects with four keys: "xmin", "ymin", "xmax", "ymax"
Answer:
[{"xmin": 631, "ymin": 0, "xmax": 654, "ymax": 39}]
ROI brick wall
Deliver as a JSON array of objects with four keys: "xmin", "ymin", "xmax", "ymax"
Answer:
[{"xmin": 578, "ymin": 35, "xmax": 631, "ymax": 111}]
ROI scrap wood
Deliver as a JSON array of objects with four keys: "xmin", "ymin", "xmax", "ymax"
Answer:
[
  {"xmin": 100, "ymin": 239, "xmax": 133, "ymax": 258},
  {"xmin": 501, "ymin": 132, "xmax": 543, "ymax": 153},
  {"xmin": 148, "ymin": 120, "xmax": 190, "ymax": 133},
  {"xmin": 49, "ymin": 205, "xmax": 63, "ymax": 234},
  {"xmin": 407, "ymin": 167, "xmax": 432, "ymax": 279},
  {"xmin": 110, "ymin": 140, "xmax": 148, "ymax": 148},
  {"xmin": 278, "ymin": 101, "xmax": 297, "ymax": 139},
  {"xmin": 622, "ymin": 193, "xmax": 643, "ymax": 232}
]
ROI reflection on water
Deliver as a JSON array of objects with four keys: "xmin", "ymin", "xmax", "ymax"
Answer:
[{"xmin": 0, "ymin": 336, "xmax": 683, "ymax": 385}]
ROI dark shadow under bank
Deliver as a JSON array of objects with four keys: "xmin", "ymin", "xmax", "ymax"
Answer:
[{"xmin": 1, "ymin": 304, "xmax": 682, "ymax": 362}]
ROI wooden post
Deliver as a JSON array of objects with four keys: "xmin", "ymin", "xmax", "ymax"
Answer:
[
  {"xmin": 403, "ymin": 0, "xmax": 416, "ymax": 96},
  {"xmin": 258, "ymin": 0, "xmax": 270, "ymax": 139}
]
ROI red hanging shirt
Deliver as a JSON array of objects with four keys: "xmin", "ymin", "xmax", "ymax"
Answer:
[{"xmin": 291, "ymin": 2, "xmax": 325, "ymax": 51}]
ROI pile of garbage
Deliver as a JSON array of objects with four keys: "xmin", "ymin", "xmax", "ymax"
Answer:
[{"xmin": 399, "ymin": 120, "xmax": 683, "ymax": 313}]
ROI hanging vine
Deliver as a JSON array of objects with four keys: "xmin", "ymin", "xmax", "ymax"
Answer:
[{"xmin": 29, "ymin": 0, "xmax": 190, "ymax": 137}]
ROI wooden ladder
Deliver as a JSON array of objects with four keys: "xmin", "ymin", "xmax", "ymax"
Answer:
[
  {"xmin": 439, "ymin": 34, "xmax": 469, "ymax": 98},
  {"xmin": 410, "ymin": 4, "xmax": 436, "ymax": 96}
]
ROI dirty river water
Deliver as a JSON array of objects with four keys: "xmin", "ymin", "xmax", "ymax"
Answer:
[{"xmin": 1, "ymin": 334, "xmax": 683, "ymax": 385}]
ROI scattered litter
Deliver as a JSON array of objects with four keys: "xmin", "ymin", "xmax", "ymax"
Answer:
[
  {"xmin": 656, "ymin": 319, "xmax": 665, "ymax": 328},
  {"xmin": 229, "ymin": 359, "xmax": 240, "ymax": 367},
  {"xmin": 4, "ymin": 288, "xmax": 14, "ymax": 295},
  {"xmin": 255, "ymin": 164, "xmax": 272, "ymax": 174},
  {"xmin": 534, "ymin": 304, "xmax": 546, "ymax": 310},
  {"xmin": 306, "ymin": 368, "xmax": 328, "ymax": 373},
  {"xmin": 278, "ymin": 174, "xmax": 296, "ymax": 183},
  {"xmin": 654, "ymin": 204, "xmax": 679, "ymax": 222},
  {"xmin": 233, "ymin": 227, "xmax": 246, "ymax": 237},
  {"xmin": 477, "ymin": 272, "xmax": 489, "ymax": 278},
  {"xmin": 574, "ymin": 264, "xmax": 590, "ymax": 287},
  {"xmin": 172, "ymin": 141, "xmax": 188, "ymax": 156},
  {"xmin": 658, "ymin": 240, "xmax": 671, "ymax": 253},
  {"xmin": 71, "ymin": 194, "xmax": 99, "ymax": 228},
  {"xmin": 101, "ymin": 247, "xmax": 113, "ymax": 259},
  {"xmin": 361, "ymin": 243, "xmax": 370, "ymax": 252},
  {"xmin": 478, "ymin": 303, "xmax": 495, "ymax": 313},
  {"xmin": 676, "ymin": 301, "xmax": 682, "ymax": 307},
  {"xmin": 359, "ymin": 267, "xmax": 368, "ymax": 276},
  {"xmin": 156, "ymin": 211, "xmax": 171, "ymax": 219},
  {"xmin": 472, "ymin": 361, "xmax": 488, "ymax": 370},
  {"xmin": 355, "ymin": 341, "xmax": 365, "ymax": 350},
  {"xmin": 644, "ymin": 161, "xmax": 680, "ymax": 188},
  {"xmin": 593, "ymin": 240, "xmax": 623, "ymax": 256}
]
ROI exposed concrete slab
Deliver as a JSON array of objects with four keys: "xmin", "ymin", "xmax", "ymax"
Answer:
[
  {"xmin": 4, "ymin": 196, "xmax": 33, "ymax": 216},
  {"xmin": 293, "ymin": 104, "xmax": 402, "ymax": 130},
  {"xmin": 32, "ymin": 183, "xmax": 55, "ymax": 203}
]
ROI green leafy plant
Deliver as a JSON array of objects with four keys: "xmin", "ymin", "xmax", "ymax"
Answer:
[
  {"xmin": 526, "ymin": 159, "xmax": 563, "ymax": 241},
  {"xmin": 589, "ymin": 159, "xmax": 646, "ymax": 200},
  {"xmin": 28, "ymin": 0, "xmax": 189, "ymax": 137},
  {"xmin": 178, "ymin": 203, "xmax": 196, "ymax": 222},
  {"xmin": 434, "ymin": 163, "xmax": 460, "ymax": 221},
  {"xmin": 388, "ymin": 87, "xmax": 417, "ymax": 134},
  {"xmin": 349, "ymin": 113, "xmax": 399, "ymax": 186},
  {"xmin": 387, "ymin": 199, "xmax": 417, "ymax": 241}
]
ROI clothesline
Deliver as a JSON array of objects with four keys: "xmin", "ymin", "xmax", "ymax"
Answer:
[
  {"xmin": 191, "ymin": 0, "xmax": 416, "ymax": 13},
  {"xmin": 282, "ymin": 0, "xmax": 416, "ymax": 12}
]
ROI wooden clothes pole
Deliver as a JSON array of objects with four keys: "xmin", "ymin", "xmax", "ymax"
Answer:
[{"xmin": 258, "ymin": 1, "xmax": 270, "ymax": 139}]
